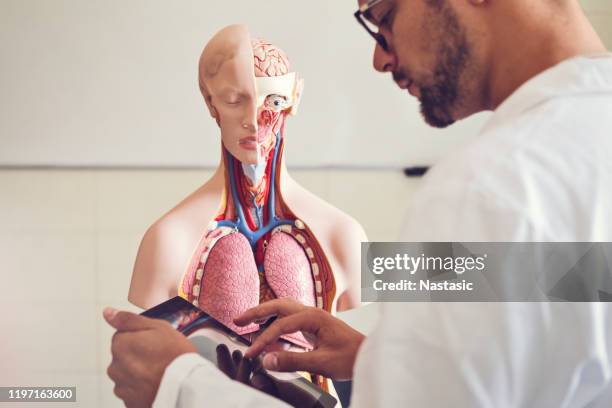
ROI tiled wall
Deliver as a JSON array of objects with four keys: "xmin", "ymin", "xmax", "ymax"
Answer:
[{"xmin": 0, "ymin": 169, "xmax": 419, "ymax": 407}]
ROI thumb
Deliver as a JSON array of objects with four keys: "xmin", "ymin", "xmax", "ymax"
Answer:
[
  {"xmin": 262, "ymin": 351, "xmax": 322, "ymax": 374},
  {"xmin": 103, "ymin": 307, "xmax": 157, "ymax": 332}
]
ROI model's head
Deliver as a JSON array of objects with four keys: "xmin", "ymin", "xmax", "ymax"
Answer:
[{"xmin": 199, "ymin": 25, "xmax": 303, "ymax": 164}]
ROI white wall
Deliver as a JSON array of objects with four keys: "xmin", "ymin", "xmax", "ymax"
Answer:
[
  {"xmin": 2, "ymin": 1, "xmax": 608, "ymax": 169},
  {"xmin": 0, "ymin": 0, "xmax": 491, "ymax": 168}
]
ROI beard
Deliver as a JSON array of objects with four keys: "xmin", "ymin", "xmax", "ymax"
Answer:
[
  {"xmin": 397, "ymin": 2, "xmax": 471, "ymax": 128},
  {"xmin": 419, "ymin": 39, "xmax": 469, "ymax": 128}
]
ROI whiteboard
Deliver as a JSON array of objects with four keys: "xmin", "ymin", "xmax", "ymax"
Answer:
[{"xmin": 0, "ymin": 0, "xmax": 491, "ymax": 168}]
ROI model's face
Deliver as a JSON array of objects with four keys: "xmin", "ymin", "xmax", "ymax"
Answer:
[
  {"xmin": 364, "ymin": 0, "xmax": 481, "ymax": 128},
  {"xmin": 206, "ymin": 59, "xmax": 286, "ymax": 165}
]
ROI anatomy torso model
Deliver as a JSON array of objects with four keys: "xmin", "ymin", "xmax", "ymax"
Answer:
[{"xmin": 129, "ymin": 25, "xmax": 366, "ymax": 348}]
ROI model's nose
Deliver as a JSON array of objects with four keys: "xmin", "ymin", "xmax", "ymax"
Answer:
[{"xmin": 242, "ymin": 103, "xmax": 258, "ymax": 132}]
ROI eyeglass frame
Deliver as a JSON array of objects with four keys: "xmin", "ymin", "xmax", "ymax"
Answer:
[{"xmin": 354, "ymin": 0, "xmax": 391, "ymax": 52}]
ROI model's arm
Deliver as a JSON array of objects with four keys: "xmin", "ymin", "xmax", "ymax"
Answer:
[
  {"xmin": 333, "ymin": 216, "xmax": 368, "ymax": 312},
  {"xmin": 128, "ymin": 222, "xmax": 181, "ymax": 309}
]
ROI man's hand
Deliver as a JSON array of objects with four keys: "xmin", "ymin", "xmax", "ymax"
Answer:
[
  {"xmin": 103, "ymin": 307, "xmax": 197, "ymax": 408},
  {"xmin": 234, "ymin": 299, "xmax": 365, "ymax": 381}
]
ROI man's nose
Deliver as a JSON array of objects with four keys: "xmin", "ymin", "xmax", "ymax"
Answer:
[{"xmin": 373, "ymin": 42, "xmax": 397, "ymax": 73}]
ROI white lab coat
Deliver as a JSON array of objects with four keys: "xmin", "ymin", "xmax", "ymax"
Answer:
[{"xmin": 153, "ymin": 54, "xmax": 612, "ymax": 407}]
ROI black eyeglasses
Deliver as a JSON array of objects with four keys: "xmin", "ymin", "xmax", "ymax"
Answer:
[{"xmin": 354, "ymin": 0, "xmax": 390, "ymax": 52}]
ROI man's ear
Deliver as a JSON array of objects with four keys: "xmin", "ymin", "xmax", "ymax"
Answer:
[{"xmin": 289, "ymin": 78, "xmax": 304, "ymax": 116}]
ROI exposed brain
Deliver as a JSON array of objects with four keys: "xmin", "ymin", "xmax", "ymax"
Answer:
[{"xmin": 251, "ymin": 38, "xmax": 291, "ymax": 77}]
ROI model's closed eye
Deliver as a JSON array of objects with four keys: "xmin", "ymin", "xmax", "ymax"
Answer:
[
  {"xmin": 219, "ymin": 89, "xmax": 244, "ymax": 105},
  {"xmin": 225, "ymin": 97, "xmax": 241, "ymax": 105}
]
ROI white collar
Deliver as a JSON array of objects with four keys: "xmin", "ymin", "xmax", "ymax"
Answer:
[{"xmin": 481, "ymin": 53, "xmax": 612, "ymax": 133}]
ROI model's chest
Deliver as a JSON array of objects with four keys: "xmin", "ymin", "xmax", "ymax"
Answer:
[{"xmin": 180, "ymin": 222, "xmax": 333, "ymax": 344}]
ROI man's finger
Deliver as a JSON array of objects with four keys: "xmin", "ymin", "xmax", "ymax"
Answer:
[
  {"xmin": 234, "ymin": 298, "xmax": 306, "ymax": 327},
  {"xmin": 107, "ymin": 360, "xmax": 125, "ymax": 384},
  {"xmin": 113, "ymin": 384, "xmax": 128, "ymax": 401},
  {"xmin": 103, "ymin": 308, "xmax": 159, "ymax": 332},
  {"xmin": 250, "ymin": 373, "xmax": 278, "ymax": 397},
  {"xmin": 232, "ymin": 350, "xmax": 243, "ymax": 368},
  {"xmin": 236, "ymin": 356, "xmax": 253, "ymax": 384},
  {"xmin": 216, "ymin": 344, "xmax": 236, "ymax": 379},
  {"xmin": 251, "ymin": 356, "xmax": 265, "ymax": 374},
  {"xmin": 244, "ymin": 311, "xmax": 320, "ymax": 358},
  {"xmin": 262, "ymin": 350, "xmax": 326, "ymax": 374}
]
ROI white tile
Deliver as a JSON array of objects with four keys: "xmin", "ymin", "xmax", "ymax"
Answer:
[
  {"xmin": 0, "ymin": 231, "xmax": 95, "ymax": 302},
  {"xmin": 95, "ymin": 231, "xmax": 142, "ymax": 305},
  {"xmin": 328, "ymin": 170, "xmax": 422, "ymax": 241},
  {"xmin": 289, "ymin": 169, "xmax": 331, "ymax": 201},
  {"xmin": 94, "ymin": 170, "xmax": 211, "ymax": 232},
  {"xmin": 0, "ymin": 301, "xmax": 97, "ymax": 385},
  {"xmin": 0, "ymin": 170, "xmax": 96, "ymax": 232}
]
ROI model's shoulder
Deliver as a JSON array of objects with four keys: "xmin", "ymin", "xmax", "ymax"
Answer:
[
  {"xmin": 147, "ymin": 181, "xmax": 221, "ymax": 235},
  {"xmin": 331, "ymin": 210, "xmax": 368, "ymax": 241}
]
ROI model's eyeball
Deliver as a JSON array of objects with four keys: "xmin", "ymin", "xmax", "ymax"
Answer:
[{"xmin": 265, "ymin": 95, "xmax": 288, "ymax": 112}]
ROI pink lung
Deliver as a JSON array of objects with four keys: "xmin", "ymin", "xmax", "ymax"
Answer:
[
  {"xmin": 199, "ymin": 233, "xmax": 260, "ymax": 334},
  {"xmin": 197, "ymin": 230, "xmax": 316, "ymax": 347},
  {"xmin": 264, "ymin": 232, "xmax": 315, "ymax": 306},
  {"xmin": 264, "ymin": 232, "xmax": 315, "ymax": 347}
]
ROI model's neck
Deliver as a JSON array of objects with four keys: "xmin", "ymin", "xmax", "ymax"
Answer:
[
  {"xmin": 486, "ymin": 2, "xmax": 607, "ymax": 109},
  {"xmin": 240, "ymin": 160, "xmax": 270, "ymax": 209},
  {"xmin": 211, "ymin": 152, "xmax": 292, "ymax": 192}
]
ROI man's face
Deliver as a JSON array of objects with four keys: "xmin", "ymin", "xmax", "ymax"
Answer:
[
  {"xmin": 363, "ymin": 0, "xmax": 480, "ymax": 128},
  {"xmin": 206, "ymin": 58, "xmax": 284, "ymax": 165}
]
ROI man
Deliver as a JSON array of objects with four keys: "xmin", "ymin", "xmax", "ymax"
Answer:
[{"xmin": 106, "ymin": 0, "xmax": 612, "ymax": 406}]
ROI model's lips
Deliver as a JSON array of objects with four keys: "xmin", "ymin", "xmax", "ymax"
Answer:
[
  {"xmin": 239, "ymin": 130, "xmax": 272, "ymax": 151},
  {"xmin": 239, "ymin": 136, "xmax": 258, "ymax": 150}
]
